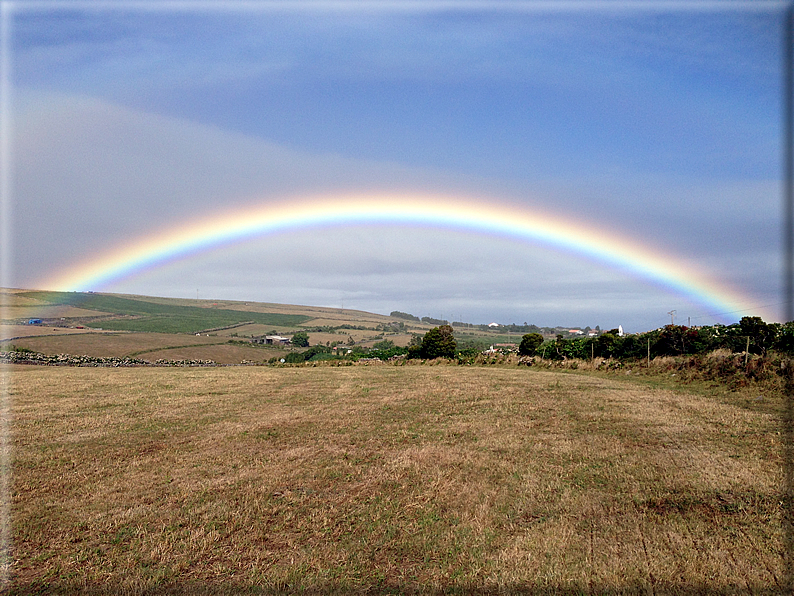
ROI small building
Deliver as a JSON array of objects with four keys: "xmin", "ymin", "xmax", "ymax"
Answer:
[
  {"xmin": 484, "ymin": 343, "xmax": 517, "ymax": 355},
  {"xmin": 488, "ymin": 322, "xmax": 500, "ymax": 328},
  {"xmin": 252, "ymin": 335, "xmax": 290, "ymax": 345},
  {"xmin": 27, "ymin": 318, "xmax": 42, "ymax": 325}
]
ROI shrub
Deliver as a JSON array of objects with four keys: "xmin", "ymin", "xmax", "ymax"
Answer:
[
  {"xmin": 291, "ymin": 331, "xmax": 310, "ymax": 347},
  {"xmin": 420, "ymin": 325, "xmax": 456, "ymax": 359},
  {"xmin": 518, "ymin": 333, "xmax": 544, "ymax": 356},
  {"xmin": 284, "ymin": 352, "xmax": 306, "ymax": 364}
]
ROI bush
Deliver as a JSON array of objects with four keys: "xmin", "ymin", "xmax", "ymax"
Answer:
[
  {"xmin": 303, "ymin": 345, "xmax": 330, "ymax": 359},
  {"xmin": 390, "ymin": 311, "xmax": 420, "ymax": 322},
  {"xmin": 291, "ymin": 331, "xmax": 310, "ymax": 347},
  {"xmin": 307, "ymin": 352, "xmax": 340, "ymax": 362},
  {"xmin": 407, "ymin": 345, "xmax": 423, "ymax": 359},
  {"xmin": 420, "ymin": 325, "xmax": 456, "ymax": 359},
  {"xmin": 518, "ymin": 333, "xmax": 544, "ymax": 356},
  {"xmin": 373, "ymin": 339, "xmax": 395, "ymax": 350}
]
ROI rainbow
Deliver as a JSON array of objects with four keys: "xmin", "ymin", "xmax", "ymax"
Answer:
[{"xmin": 44, "ymin": 192, "xmax": 754, "ymax": 319}]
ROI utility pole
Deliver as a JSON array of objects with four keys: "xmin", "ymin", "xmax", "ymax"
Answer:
[{"xmin": 668, "ymin": 310, "xmax": 676, "ymax": 326}]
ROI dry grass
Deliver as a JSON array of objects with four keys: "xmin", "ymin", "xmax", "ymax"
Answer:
[
  {"xmin": 0, "ymin": 333, "xmax": 288, "ymax": 365},
  {"xmin": 138, "ymin": 343, "xmax": 287, "ymax": 365},
  {"xmin": 0, "ymin": 326, "xmax": 120, "ymax": 342},
  {"xmin": 1, "ymin": 332, "xmax": 219, "ymax": 358},
  {"xmin": 0, "ymin": 306, "xmax": 112, "ymax": 321},
  {"xmin": 0, "ymin": 288, "xmax": 109, "ymax": 321},
  {"xmin": 5, "ymin": 364, "xmax": 783, "ymax": 594},
  {"xmin": 306, "ymin": 330, "xmax": 402, "ymax": 347},
  {"xmin": 212, "ymin": 326, "xmax": 294, "ymax": 339}
]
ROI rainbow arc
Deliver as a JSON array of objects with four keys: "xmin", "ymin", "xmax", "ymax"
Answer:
[{"xmin": 43, "ymin": 193, "xmax": 753, "ymax": 319}]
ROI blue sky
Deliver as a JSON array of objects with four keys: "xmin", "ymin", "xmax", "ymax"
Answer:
[{"xmin": 5, "ymin": 1, "xmax": 786, "ymax": 331}]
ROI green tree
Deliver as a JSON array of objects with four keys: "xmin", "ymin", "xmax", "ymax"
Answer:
[
  {"xmin": 654, "ymin": 325, "xmax": 691, "ymax": 356},
  {"xmin": 407, "ymin": 345, "xmax": 423, "ymax": 359},
  {"xmin": 420, "ymin": 325, "xmax": 457, "ymax": 359},
  {"xmin": 390, "ymin": 311, "xmax": 420, "ymax": 322},
  {"xmin": 555, "ymin": 334, "xmax": 566, "ymax": 357},
  {"xmin": 373, "ymin": 339, "xmax": 395, "ymax": 350},
  {"xmin": 291, "ymin": 331, "xmax": 309, "ymax": 347},
  {"xmin": 304, "ymin": 345, "xmax": 331, "ymax": 360},
  {"xmin": 738, "ymin": 316, "xmax": 775, "ymax": 355},
  {"xmin": 518, "ymin": 333, "xmax": 544, "ymax": 356},
  {"xmin": 776, "ymin": 321, "xmax": 794, "ymax": 353},
  {"xmin": 596, "ymin": 332, "xmax": 617, "ymax": 358}
]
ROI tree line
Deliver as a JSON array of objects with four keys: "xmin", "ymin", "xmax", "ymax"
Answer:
[
  {"xmin": 398, "ymin": 316, "xmax": 794, "ymax": 362},
  {"xmin": 278, "ymin": 316, "xmax": 792, "ymax": 365},
  {"xmin": 520, "ymin": 316, "xmax": 791, "ymax": 361}
]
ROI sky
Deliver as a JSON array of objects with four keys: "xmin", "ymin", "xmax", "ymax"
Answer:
[{"xmin": 2, "ymin": 0, "xmax": 786, "ymax": 332}]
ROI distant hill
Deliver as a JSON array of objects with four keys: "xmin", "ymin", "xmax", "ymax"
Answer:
[
  {"xmin": 1, "ymin": 288, "xmax": 591, "ymax": 363},
  {"xmin": 1, "ymin": 288, "xmax": 414, "ymax": 363},
  {"xmin": 7, "ymin": 290, "xmax": 310, "ymax": 334}
]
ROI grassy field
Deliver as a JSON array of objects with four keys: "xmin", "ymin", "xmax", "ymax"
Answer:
[
  {"xmin": 0, "ymin": 288, "xmax": 417, "ymax": 363},
  {"xmin": 5, "ymin": 364, "xmax": 783, "ymax": 594},
  {"xmin": 8, "ymin": 291, "xmax": 310, "ymax": 334},
  {"xmin": 0, "ymin": 332, "xmax": 290, "ymax": 365},
  {"xmin": 1, "ymin": 288, "xmax": 534, "ymax": 342}
]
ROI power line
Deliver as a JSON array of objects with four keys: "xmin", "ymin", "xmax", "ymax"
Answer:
[{"xmin": 689, "ymin": 301, "xmax": 789, "ymax": 321}]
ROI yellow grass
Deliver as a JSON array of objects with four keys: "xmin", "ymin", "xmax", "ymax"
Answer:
[
  {"xmin": 5, "ymin": 364, "xmax": 784, "ymax": 594},
  {"xmin": 0, "ymin": 288, "xmax": 111, "ymax": 321},
  {"xmin": 0, "ymin": 332, "xmax": 291, "ymax": 365},
  {"xmin": 0, "ymin": 325, "xmax": 120, "ymax": 342},
  {"xmin": 2, "ymin": 332, "xmax": 218, "ymax": 358},
  {"xmin": 139, "ymin": 343, "xmax": 286, "ymax": 364},
  {"xmin": 0, "ymin": 306, "xmax": 112, "ymax": 321},
  {"xmin": 211, "ymin": 325, "xmax": 293, "ymax": 338}
]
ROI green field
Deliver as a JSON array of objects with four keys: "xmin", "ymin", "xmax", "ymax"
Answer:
[
  {"xmin": 13, "ymin": 291, "xmax": 310, "ymax": 334},
  {"xmin": 6, "ymin": 364, "xmax": 782, "ymax": 594}
]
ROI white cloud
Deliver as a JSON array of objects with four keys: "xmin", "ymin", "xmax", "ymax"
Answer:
[
  {"xmin": 12, "ymin": 90, "xmax": 780, "ymax": 329},
  {"xmin": 13, "ymin": 90, "xmax": 479, "ymax": 279}
]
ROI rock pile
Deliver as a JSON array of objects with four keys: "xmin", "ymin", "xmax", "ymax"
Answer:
[{"xmin": 1, "ymin": 351, "xmax": 216, "ymax": 367}]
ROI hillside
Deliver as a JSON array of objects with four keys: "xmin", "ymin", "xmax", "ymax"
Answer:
[{"xmin": 1, "ymin": 288, "xmax": 593, "ymax": 364}]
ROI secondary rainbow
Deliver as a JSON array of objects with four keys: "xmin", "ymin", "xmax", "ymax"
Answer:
[{"xmin": 44, "ymin": 192, "xmax": 753, "ymax": 318}]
